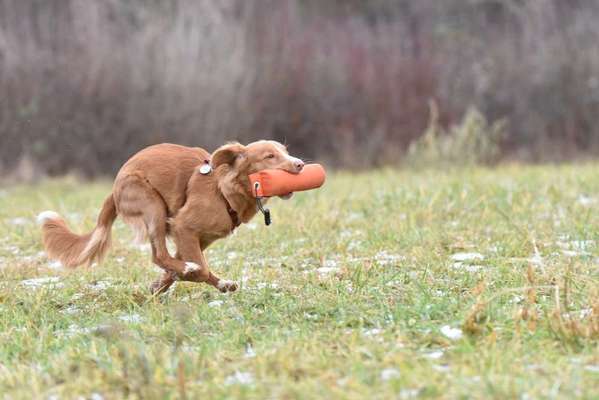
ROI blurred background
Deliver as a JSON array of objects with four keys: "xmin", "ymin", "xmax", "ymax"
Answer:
[{"xmin": 1, "ymin": 0, "xmax": 598, "ymax": 179}]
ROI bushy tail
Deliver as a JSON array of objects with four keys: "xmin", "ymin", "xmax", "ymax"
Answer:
[{"xmin": 38, "ymin": 194, "xmax": 117, "ymax": 268}]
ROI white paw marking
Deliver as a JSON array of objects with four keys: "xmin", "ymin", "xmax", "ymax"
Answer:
[
  {"xmin": 184, "ymin": 262, "xmax": 200, "ymax": 274},
  {"xmin": 37, "ymin": 211, "xmax": 60, "ymax": 225},
  {"xmin": 217, "ymin": 279, "xmax": 235, "ymax": 290}
]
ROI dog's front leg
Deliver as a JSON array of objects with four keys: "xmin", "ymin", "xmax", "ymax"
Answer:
[{"xmin": 173, "ymin": 227, "xmax": 238, "ymax": 293}]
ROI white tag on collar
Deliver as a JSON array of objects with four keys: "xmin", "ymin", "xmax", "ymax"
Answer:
[{"xmin": 199, "ymin": 163, "xmax": 212, "ymax": 175}]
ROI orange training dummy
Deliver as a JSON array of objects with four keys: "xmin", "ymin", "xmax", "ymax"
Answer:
[
  {"xmin": 249, "ymin": 163, "xmax": 326, "ymax": 198},
  {"xmin": 248, "ymin": 164, "xmax": 326, "ymax": 225}
]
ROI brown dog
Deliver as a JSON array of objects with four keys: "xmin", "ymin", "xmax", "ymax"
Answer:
[{"xmin": 38, "ymin": 141, "xmax": 304, "ymax": 294}]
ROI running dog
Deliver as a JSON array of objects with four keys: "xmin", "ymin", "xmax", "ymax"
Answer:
[{"xmin": 38, "ymin": 141, "xmax": 304, "ymax": 294}]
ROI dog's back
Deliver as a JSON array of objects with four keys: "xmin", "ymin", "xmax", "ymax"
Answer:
[{"xmin": 116, "ymin": 143, "xmax": 210, "ymax": 214}]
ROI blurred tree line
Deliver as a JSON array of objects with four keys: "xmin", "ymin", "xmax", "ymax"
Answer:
[{"xmin": 1, "ymin": 0, "xmax": 598, "ymax": 177}]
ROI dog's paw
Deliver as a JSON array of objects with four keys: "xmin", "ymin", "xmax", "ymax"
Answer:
[
  {"xmin": 149, "ymin": 281, "xmax": 166, "ymax": 295},
  {"xmin": 149, "ymin": 271, "xmax": 178, "ymax": 295},
  {"xmin": 217, "ymin": 279, "xmax": 238, "ymax": 293}
]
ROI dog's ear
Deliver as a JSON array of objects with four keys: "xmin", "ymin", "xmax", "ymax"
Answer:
[{"xmin": 211, "ymin": 142, "xmax": 247, "ymax": 169}]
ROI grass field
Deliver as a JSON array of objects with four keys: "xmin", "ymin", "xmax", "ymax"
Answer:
[{"xmin": 0, "ymin": 165, "xmax": 597, "ymax": 399}]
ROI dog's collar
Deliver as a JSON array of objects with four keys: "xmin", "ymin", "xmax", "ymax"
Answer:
[
  {"xmin": 221, "ymin": 193, "xmax": 241, "ymax": 230},
  {"xmin": 201, "ymin": 157, "xmax": 240, "ymax": 231}
]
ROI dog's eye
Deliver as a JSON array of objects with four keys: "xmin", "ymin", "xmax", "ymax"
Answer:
[{"xmin": 265, "ymin": 154, "xmax": 275, "ymax": 159}]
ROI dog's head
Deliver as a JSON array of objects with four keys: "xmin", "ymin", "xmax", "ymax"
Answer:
[
  {"xmin": 211, "ymin": 140, "xmax": 303, "ymax": 200},
  {"xmin": 211, "ymin": 140, "xmax": 304, "ymax": 175}
]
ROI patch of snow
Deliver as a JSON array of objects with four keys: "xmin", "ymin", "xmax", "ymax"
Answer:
[
  {"xmin": 71, "ymin": 293, "xmax": 85, "ymax": 301},
  {"xmin": 340, "ymin": 229, "xmax": 353, "ymax": 239},
  {"xmin": 347, "ymin": 240, "xmax": 362, "ymax": 251},
  {"xmin": 432, "ymin": 364, "xmax": 451, "ymax": 373},
  {"xmin": 47, "ymin": 260, "xmax": 63, "ymax": 270},
  {"xmin": 488, "ymin": 245, "xmax": 501, "ymax": 253},
  {"xmin": 7, "ymin": 245, "xmax": 21, "ymax": 255},
  {"xmin": 61, "ymin": 305, "xmax": 80, "ymax": 315},
  {"xmin": 450, "ymin": 252, "xmax": 484, "ymax": 262},
  {"xmin": 572, "ymin": 240, "xmax": 595, "ymax": 249},
  {"xmin": 63, "ymin": 324, "xmax": 93, "ymax": 337},
  {"xmin": 9, "ymin": 217, "xmax": 29, "ymax": 226},
  {"xmin": 577, "ymin": 195, "xmax": 596, "ymax": 206},
  {"xmin": 375, "ymin": 251, "xmax": 404, "ymax": 265},
  {"xmin": 440, "ymin": 325, "xmax": 463, "ymax": 340},
  {"xmin": 303, "ymin": 312, "xmax": 318, "ymax": 321},
  {"xmin": 227, "ymin": 252, "xmax": 238, "ymax": 260},
  {"xmin": 314, "ymin": 266, "xmax": 340, "ymax": 275},
  {"xmin": 244, "ymin": 345, "xmax": 256, "ymax": 358},
  {"xmin": 527, "ymin": 253, "xmax": 544, "ymax": 266},
  {"xmin": 255, "ymin": 282, "xmax": 279, "ymax": 290},
  {"xmin": 399, "ymin": 389, "xmax": 421, "ymax": 399},
  {"xmin": 208, "ymin": 300, "xmax": 224, "ymax": 308},
  {"xmin": 118, "ymin": 314, "xmax": 143, "ymax": 323},
  {"xmin": 115, "ymin": 257, "xmax": 125, "ymax": 264},
  {"xmin": 525, "ymin": 364, "xmax": 542, "ymax": 371},
  {"xmin": 451, "ymin": 262, "xmax": 483, "ymax": 272},
  {"xmin": 21, "ymin": 277, "xmax": 63, "ymax": 288},
  {"xmin": 363, "ymin": 328, "xmax": 383, "ymax": 337},
  {"xmin": 557, "ymin": 240, "xmax": 595, "ymax": 251},
  {"xmin": 561, "ymin": 250, "xmax": 591, "ymax": 257},
  {"xmin": 88, "ymin": 280, "xmax": 112, "ymax": 291},
  {"xmin": 424, "ymin": 350, "xmax": 444, "ymax": 359},
  {"xmin": 340, "ymin": 229, "xmax": 364, "ymax": 239},
  {"xmin": 347, "ymin": 212, "xmax": 362, "ymax": 221},
  {"xmin": 224, "ymin": 371, "xmax": 254, "ymax": 386},
  {"xmin": 584, "ymin": 365, "xmax": 599, "ymax": 373},
  {"xmin": 336, "ymin": 377, "xmax": 349, "ymax": 387},
  {"xmin": 380, "ymin": 368, "xmax": 400, "ymax": 381},
  {"xmin": 135, "ymin": 243, "xmax": 152, "ymax": 252}
]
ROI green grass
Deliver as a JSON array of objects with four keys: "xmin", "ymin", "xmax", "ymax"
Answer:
[{"xmin": 0, "ymin": 165, "xmax": 598, "ymax": 399}]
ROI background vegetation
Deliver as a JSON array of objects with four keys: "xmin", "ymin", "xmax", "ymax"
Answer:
[{"xmin": 1, "ymin": 0, "xmax": 599, "ymax": 177}]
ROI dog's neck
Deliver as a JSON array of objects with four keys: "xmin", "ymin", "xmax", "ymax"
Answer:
[{"xmin": 215, "ymin": 167, "xmax": 259, "ymax": 224}]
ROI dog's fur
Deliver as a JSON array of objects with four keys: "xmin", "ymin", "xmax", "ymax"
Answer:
[{"xmin": 38, "ymin": 141, "xmax": 304, "ymax": 294}]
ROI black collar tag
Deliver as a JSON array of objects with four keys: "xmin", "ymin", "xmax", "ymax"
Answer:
[{"xmin": 254, "ymin": 182, "xmax": 271, "ymax": 226}]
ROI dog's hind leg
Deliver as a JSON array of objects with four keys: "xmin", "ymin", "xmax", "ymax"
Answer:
[{"xmin": 115, "ymin": 174, "xmax": 200, "ymax": 282}]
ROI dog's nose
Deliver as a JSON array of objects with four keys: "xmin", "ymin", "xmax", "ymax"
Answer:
[{"xmin": 294, "ymin": 160, "xmax": 305, "ymax": 172}]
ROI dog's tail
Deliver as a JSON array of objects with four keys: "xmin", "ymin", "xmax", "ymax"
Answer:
[{"xmin": 38, "ymin": 193, "xmax": 118, "ymax": 268}]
